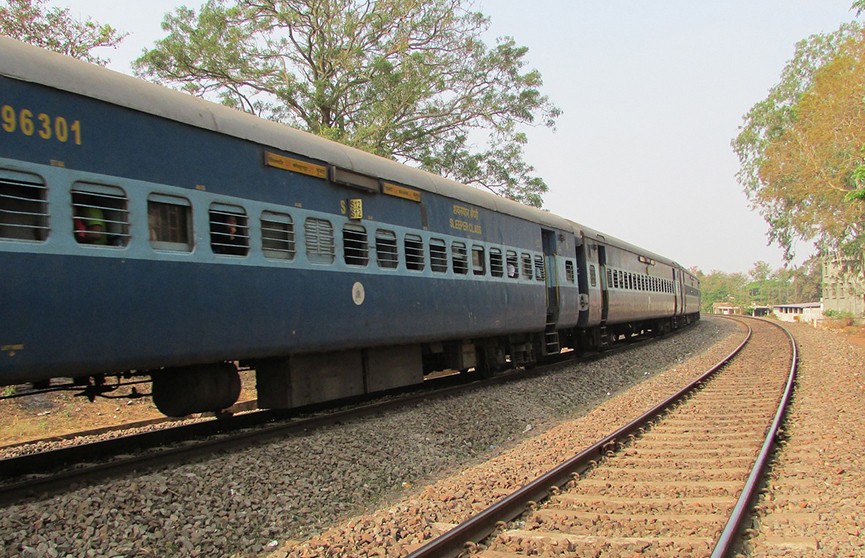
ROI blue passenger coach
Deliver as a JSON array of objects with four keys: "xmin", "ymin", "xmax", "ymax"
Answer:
[{"xmin": 0, "ymin": 37, "xmax": 698, "ymax": 416}]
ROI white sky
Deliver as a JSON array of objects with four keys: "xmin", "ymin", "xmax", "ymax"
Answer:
[{"xmin": 56, "ymin": 0, "xmax": 858, "ymax": 274}]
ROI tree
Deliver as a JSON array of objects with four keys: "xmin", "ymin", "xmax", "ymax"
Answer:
[
  {"xmin": 757, "ymin": 33, "xmax": 865, "ymax": 261},
  {"xmin": 749, "ymin": 260, "xmax": 773, "ymax": 283},
  {"xmin": 0, "ymin": 0, "xmax": 126, "ymax": 66},
  {"xmin": 133, "ymin": 0, "xmax": 559, "ymax": 207},
  {"xmin": 731, "ymin": 20, "xmax": 863, "ymax": 262},
  {"xmin": 696, "ymin": 269, "xmax": 750, "ymax": 314},
  {"xmin": 789, "ymin": 255, "xmax": 823, "ymax": 302}
]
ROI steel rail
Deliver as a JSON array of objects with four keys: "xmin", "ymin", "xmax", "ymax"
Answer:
[
  {"xmin": 407, "ymin": 320, "xmax": 752, "ymax": 558},
  {"xmin": 0, "ymin": 322, "xmax": 664, "ymax": 481},
  {"xmin": 710, "ymin": 318, "xmax": 798, "ymax": 557},
  {"xmin": 0, "ymin": 329, "xmax": 661, "ymax": 506}
]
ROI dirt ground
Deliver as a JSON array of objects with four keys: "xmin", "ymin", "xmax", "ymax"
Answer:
[
  {"xmin": 1, "ymin": 321, "xmax": 864, "ymax": 448},
  {"xmin": 0, "ymin": 370, "xmax": 258, "ymax": 446},
  {"xmin": 823, "ymin": 320, "xmax": 865, "ymax": 348}
]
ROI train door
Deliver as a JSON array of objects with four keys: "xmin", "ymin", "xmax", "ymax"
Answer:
[
  {"xmin": 598, "ymin": 244, "xmax": 609, "ymax": 324},
  {"xmin": 541, "ymin": 229, "xmax": 559, "ymax": 317},
  {"xmin": 673, "ymin": 268, "xmax": 679, "ymax": 316},
  {"xmin": 541, "ymin": 229, "xmax": 561, "ymax": 355},
  {"xmin": 575, "ymin": 241, "xmax": 590, "ymax": 326}
]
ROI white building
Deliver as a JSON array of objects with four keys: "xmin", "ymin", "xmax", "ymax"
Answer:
[{"xmin": 772, "ymin": 302, "xmax": 823, "ymax": 324}]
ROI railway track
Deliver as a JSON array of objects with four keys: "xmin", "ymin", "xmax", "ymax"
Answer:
[
  {"xmin": 0, "ymin": 328, "xmax": 664, "ymax": 507},
  {"xmin": 408, "ymin": 317, "xmax": 796, "ymax": 558}
]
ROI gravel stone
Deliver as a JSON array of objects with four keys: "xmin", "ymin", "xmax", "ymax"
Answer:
[{"xmin": 4, "ymin": 318, "xmax": 818, "ymax": 558}]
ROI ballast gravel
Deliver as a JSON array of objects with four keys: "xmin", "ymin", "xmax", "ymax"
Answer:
[{"xmin": 4, "ymin": 318, "xmax": 859, "ymax": 557}]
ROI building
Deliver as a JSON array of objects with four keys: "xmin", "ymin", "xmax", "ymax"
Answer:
[
  {"xmin": 773, "ymin": 302, "xmax": 823, "ymax": 324},
  {"xmin": 712, "ymin": 302, "xmax": 741, "ymax": 315},
  {"xmin": 822, "ymin": 257, "xmax": 865, "ymax": 317}
]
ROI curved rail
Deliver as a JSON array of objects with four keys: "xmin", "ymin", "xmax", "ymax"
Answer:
[
  {"xmin": 0, "ymin": 331, "xmax": 657, "ymax": 505},
  {"xmin": 710, "ymin": 318, "xmax": 798, "ymax": 557},
  {"xmin": 408, "ymin": 320, "xmax": 753, "ymax": 558}
]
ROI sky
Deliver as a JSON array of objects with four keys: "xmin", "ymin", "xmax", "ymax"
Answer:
[{"xmin": 54, "ymin": 0, "xmax": 860, "ymax": 274}]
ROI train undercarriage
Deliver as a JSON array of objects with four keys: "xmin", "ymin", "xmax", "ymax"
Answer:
[{"xmin": 146, "ymin": 313, "xmax": 699, "ymax": 417}]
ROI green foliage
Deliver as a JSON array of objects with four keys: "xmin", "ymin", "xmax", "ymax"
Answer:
[
  {"xmin": 697, "ymin": 259, "xmax": 822, "ymax": 313},
  {"xmin": 134, "ymin": 0, "xmax": 559, "ymax": 207},
  {"xmin": 731, "ymin": 21, "xmax": 864, "ymax": 262},
  {"xmin": 1, "ymin": 385, "xmax": 15, "ymax": 397},
  {"xmin": 824, "ymin": 308, "xmax": 855, "ymax": 319},
  {"xmin": 697, "ymin": 269, "xmax": 750, "ymax": 313},
  {"xmin": 0, "ymin": 0, "xmax": 127, "ymax": 66}
]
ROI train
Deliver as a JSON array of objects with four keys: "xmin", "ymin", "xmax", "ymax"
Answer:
[{"xmin": 0, "ymin": 36, "xmax": 700, "ymax": 417}]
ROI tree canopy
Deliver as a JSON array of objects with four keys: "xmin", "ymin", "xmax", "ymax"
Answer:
[
  {"xmin": 695, "ymin": 257, "xmax": 821, "ymax": 313},
  {"xmin": 731, "ymin": 9, "xmax": 865, "ymax": 262},
  {"xmin": 0, "ymin": 0, "xmax": 126, "ymax": 66},
  {"xmin": 133, "ymin": 0, "xmax": 559, "ymax": 207}
]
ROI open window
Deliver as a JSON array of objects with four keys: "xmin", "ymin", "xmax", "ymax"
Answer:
[
  {"xmin": 261, "ymin": 211, "xmax": 296, "ymax": 260},
  {"xmin": 0, "ymin": 170, "xmax": 48, "ymax": 241},
  {"xmin": 522, "ymin": 253, "xmax": 533, "ymax": 280},
  {"xmin": 471, "ymin": 245, "xmax": 485, "ymax": 276},
  {"xmin": 452, "ymin": 242, "xmax": 468, "ymax": 275},
  {"xmin": 375, "ymin": 229, "xmax": 398, "ymax": 269},
  {"xmin": 343, "ymin": 223, "xmax": 369, "ymax": 266},
  {"xmin": 505, "ymin": 250, "xmax": 518, "ymax": 279},
  {"xmin": 210, "ymin": 204, "xmax": 249, "ymax": 256},
  {"xmin": 72, "ymin": 183, "xmax": 129, "ymax": 247},
  {"xmin": 489, "ymin": 248, "xmax": 504, "ymax": 278},
  {"xmin": 534, "ymin": 255, "xmax": 546, "ymax": 281},
  {"xmin": 430, "ymin": 238, "xmax": 448, "ymax": 273},
  {"xmin": 148, "ymin": 194, "xmax": 192, "ymax": 252},
  {"xmin": 405, "ymin": 234, "xmax": 425, "ymax": 271}
]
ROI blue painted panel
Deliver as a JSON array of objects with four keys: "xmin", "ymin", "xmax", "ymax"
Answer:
[
  {"xmin": 0, "ymin": 77, "xmax": 425, "ymax": 230},
  {"xmin": 0, "ymin": 251, "xmax": 546, "ymax": 384}
]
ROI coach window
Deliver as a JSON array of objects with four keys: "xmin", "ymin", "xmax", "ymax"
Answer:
[
  {"xmin": 375, "ymin": 229, "xmax": 398, "ymax": 269},
  {"xmin": 471, "ymin": 245, "xmax": 485, "ymax": 276},
  {"xmin": 405, "ymin": 234, "xmax": 425, "ymax": 271},
  {"xmin": 209, "ymin": 203, "xmax": 249, "ymax": 256},
  {"xmin": 148, "ymin": 194, "xmax": 192, "ymax": 252},
  {"xmin": 490, "ymin": 248, "xmax": 505, "ymax": 278},
  {"xmin": 589, "ymin": 264, "xmax": 597, "ymax": 288},
  {"xmin": 522, "ymin": 253, "xmax": 533, "ymax": 280},
  {"xmin": 534, "ymin": 255, "xmax": 545, "ymax": 281},
  {"xmin": 452, "ymin": 242, "xmax": 468, "ymax": 275},
  {"xmin": 0, "ymin": 170, "xmax": 48, "ymax": 241},
  {"xmin": 343, "ymin": 223, "xmax": 369, "ymax": 266},
  {"xmin": 505, "ymin": 251, "xmax": 518, "ymax": 279},
  {"xmin": 565, "ymin": 260, "xmax": 575, "ymax": 283},
  {"xmin": 430, "ymin": 238, "xmax": 448, "ymax": 273},
  {"xmin": 72, "ymin": 183, "xmax": 130, "ymax": 247},
  {"xmin": 261, "ymin": 211, "xmax": 295, "ymax": 260},
  {"xmin": 305, "ymin": 217, "xmax": 335, "ymax": 264}
]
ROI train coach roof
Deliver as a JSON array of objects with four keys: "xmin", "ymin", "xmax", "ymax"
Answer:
[
  {"xmin": 0, "ymin": 37, "xmax": 577, "ymax": 233},
  {"xmin": 576, "ymin": 222, "xmax": 683, "ymax": 270}
]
